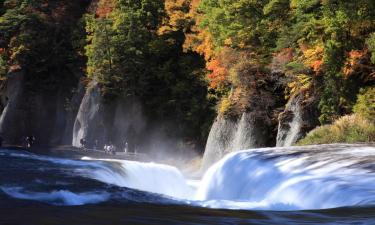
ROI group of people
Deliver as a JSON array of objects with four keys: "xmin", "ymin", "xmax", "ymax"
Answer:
[
  {"xmin": 25, "ymin": 135, "xmax": 36, "ymax": 148},
  {"xmin": 0, "ymin": 135, "xmax": 35, "ymax": 149},
  {"xmin": 104, "ymin": 143, "xmax": 116, "ymax": 155},
  {"xmin": 79, "ymin": 138, "xmax": 132, "ymax": 155}
]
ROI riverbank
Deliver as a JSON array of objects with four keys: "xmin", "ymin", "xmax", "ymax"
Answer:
[
  {"xmin": 2, "ymin": 145, "xmax": 203, "ymax": 178},
  {"xmin": 2, "ymin": 145, "xmax": 149, "ymax": 161}
]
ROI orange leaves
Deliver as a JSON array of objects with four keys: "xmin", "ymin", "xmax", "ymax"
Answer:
[
  {"xmin": 185, "ymin": 29, "xmax": 214, "ymax": 60},
  {"xmin": 310, "ymin": 60, "xmax": 323, "ymax": 73},
  {"xmin": 159, "ymin": 0, "xmax": 191, "ymax": 34},
  {"xmin": 159, "ymin": 0, "xmax": 215, "ymax": 61},
  {"xmin": 302, "ymin": 44, "xmax": 324, "ymax": 73},
  {"xmin": 343, "ymin": 50, "xmax": 367, "ymax": 77},
  {"xmin": 96, "ymin": 0, "xmax": 115, "ymax": 18},
  {"xmin": 206, "ymin": 58, "xmax": 228, "ymax": 89},
  {"xmin": 205, "ymin": 48, "xmax": 238, "ymax": 89}
]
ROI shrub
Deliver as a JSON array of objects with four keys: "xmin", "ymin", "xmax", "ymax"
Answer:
[
  {"xmin": 297, "ymin": 114, "xmax": 375, "ymax": 145},
  {"xmin": 353, "ymin": 87, "xmax": 375, "ymax": 123},
  {"xmin": 218, "ymin": 95, "xmax": 231, "ymax": 115}
]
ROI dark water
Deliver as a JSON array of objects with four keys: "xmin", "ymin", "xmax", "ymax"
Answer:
[{"xmin": 1, "ymin": 148, "xmax": 375, "ymax": 225}]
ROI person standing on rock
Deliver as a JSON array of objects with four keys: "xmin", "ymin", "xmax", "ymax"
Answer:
[
  {"xmin": 124, "ymin": 141, "xmax": 128, "ymax": 153},
  {"xmin": 26, "ymin": 135, "xmax": 35, "ymax": 148},
  {"xmin": 80, "ymin": 138, "xmax": 87, "ymax": 150},
  {"xmin": 93, "ymin": 139, "xmax": 99, "ymax": 150}
]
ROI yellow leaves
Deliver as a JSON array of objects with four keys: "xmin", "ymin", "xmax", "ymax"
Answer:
[
  {"xmin": 159, "ymin": 0, "xmax": 191, "ymax": 34},
  {"xmin": 218, "ymin": 95, "xmax": 231, "ymax": 115},
  {"xmin": 224, "ymin": 38, "xmax": 232, "ymax": 46},
  {"xmin": 286, "ymin": 73, "xmax": 312, "ymax": 99},
  {"xmin": 301, "ymin": 44, "xmax": 324, "ymax": 73}
]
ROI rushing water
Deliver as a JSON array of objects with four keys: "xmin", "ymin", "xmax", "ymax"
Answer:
[{"xmin": 1, "ymin": 144, "xmax": 375, "ymax": 224}]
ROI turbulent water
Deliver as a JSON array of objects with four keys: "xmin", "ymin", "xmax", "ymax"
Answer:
[{"xmin": 2, "ymin": 144, "xmax": 375, "ymax": 224}]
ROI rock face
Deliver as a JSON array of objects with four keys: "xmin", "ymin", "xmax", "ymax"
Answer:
[
  {"xmin": 0, "ymin": 72, "xmax": 27, "ymax": 144},
  {"xmin": 62, "ymin": 82, "xmax": 86, "ymax": 144},
  {"xmin": 276, "ymin": 94, "xmax": 319, "ymax": 147},
  {"xmin": 0, "ymin": 71, "xmax": 81, "ymax": 145},
  {"xmin": 72, "ymin": 83, "xmax": 104, "ymax": 147},
  {"xmin": 201, "ymin": 112, "xmax": 270, "ymax": 170},
  {"xmin": 72, "ymin": 82, "xmax": 146, "ymax": 151},
  {"xmin": 276, "ymin": 95, "xmax": 303, "ymax": 147}
]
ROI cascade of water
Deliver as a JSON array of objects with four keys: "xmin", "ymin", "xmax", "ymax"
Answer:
[
  {"xmin": 196, "ymin": 144, "xmax": 375, "ymax": 210},
  {"xmin": 80, "ymin": 144, "xmax": 375, "ymax": 210},
  {"xmin": 202, "ymin": 112, "xmax": 269, "ymax": 170},
  {"xmin": 276, "ymin": 96, "xmax": 303, "ymax": 147},
  {"xmin": 3, "ymin": 144, "xmax": 375, "ymax": 211},
  {"xmin": 81, "ymin": 158, "xmax": 195, "ymax": 200}
]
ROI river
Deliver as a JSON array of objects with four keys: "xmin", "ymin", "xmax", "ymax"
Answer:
[{"xmin": 1, "ymin": 144, "xmax": 375, "ymax": 224}]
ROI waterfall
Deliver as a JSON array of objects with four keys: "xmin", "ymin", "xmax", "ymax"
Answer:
[
  {"xmin": 72, "ymin": 83, "xmax": 104, "ymax": 147},
  {"xmin": 276, "ymin": 95, "xmax": 303, "ymax": 147},
  {"xmin": 81, "ymin": 158, "xmax": 195, "ymax": 199},
  {"xmin": 3, "ymin": 144, "xmax": 375, "ymax": 211},
  {"xmin": 77, "ymin": 144, "xmax": 375, "ymax": 210},
  {"xmin": 201, "ymin": 112, "xmax": 269, "ymax": 170},
  {"xmin": 196, "ymin": 144, "xmax": 375, "ymax": 210}
]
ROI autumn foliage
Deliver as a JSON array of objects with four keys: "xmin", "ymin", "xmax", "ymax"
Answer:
[
  {"xmin": 206, "ymin": 59, "xmax": 227, "ymax": 89},
  {"xmin": 96, "ymin": 0, "xmax": 115, "ymax": 18}
]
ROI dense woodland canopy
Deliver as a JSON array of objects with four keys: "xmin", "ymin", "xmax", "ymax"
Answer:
[{"xmin": 0, "ymin": 0, "xmax": 374, "ymax": 147}]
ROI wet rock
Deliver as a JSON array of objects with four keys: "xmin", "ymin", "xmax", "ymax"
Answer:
[
  {"xmin": 201, "ymin": 112, "xmax": 270, "ymax": 170},
  {"xmin": 276, "ymin": 94, "xmax": 319, "ymax": 147}
]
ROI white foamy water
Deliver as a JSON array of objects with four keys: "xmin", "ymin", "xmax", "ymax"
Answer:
[
  {"xmin": 0, "ymin": 186, "xmax": 109, "ymax": 206},
  {"xmin": 3, "ymin": 144, "xmax": 375, "ymax": 211},
  {"xmin": 81, "ymin": 157, "xmax": 195, "ymax": 199},
  {"xmin": 194, "ymin": 147, "xmax": 375, "ymax": 210},
  {"xmin": 80, "ymin": 144, "xmax": 375, "ymax": 210}
]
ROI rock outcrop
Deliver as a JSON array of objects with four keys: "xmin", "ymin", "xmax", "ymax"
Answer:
[
  {"xmin": 72, "ymin": 82, "xmax": 146, "ymax": 151},
  {"xmin": 201, "ymin": 112, "xmax": 271, "ymax": 170},
  {"xmin": 276, "ymin": 94, "xmax": 319, "ymax": 147},
  {"xmin": 0, "ymin": 71, "xmax": 82, "ymax": 146},
  {"xmin": 0, "ymin": 72, "xmax": 27, "ymax": 144}
]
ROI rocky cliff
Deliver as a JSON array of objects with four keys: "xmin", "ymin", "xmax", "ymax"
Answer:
[
  {"xmin": 276, "ymin": 93, "xmax": 319, "ymax": 147},
  {"xmin": 201, "ymin": 112, "xmax": 272, "ymax": 170},
  {"xmin": 0, "ymin": 71, "xmax": 81, "ymax": 145}
]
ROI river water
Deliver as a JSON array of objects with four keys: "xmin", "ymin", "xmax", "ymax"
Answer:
[{"xmin": 1, "ymin": 144, "xmax": 375, "ymax": 224}]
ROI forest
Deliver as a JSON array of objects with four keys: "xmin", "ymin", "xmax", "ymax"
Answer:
[{"xmin": 0, "ymin": 0, "xmax": 374, "ymax": 151}]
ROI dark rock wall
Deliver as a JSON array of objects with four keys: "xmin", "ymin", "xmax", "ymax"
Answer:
[{"xmin": 0, "ymin": 71, "xmax": 83, "ymax": 146}]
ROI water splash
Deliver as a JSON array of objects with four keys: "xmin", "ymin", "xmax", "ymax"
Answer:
[
  {"xmin": 196, "ymin": 144, "xmax": 375, "ymax": 210},
  {"xmin": 0, "ymin": 186, "xmax": 109, "ymax": 206},
  {"xmin": 81, "ymin": 157, "xmax": 194, "ymax": 199}
]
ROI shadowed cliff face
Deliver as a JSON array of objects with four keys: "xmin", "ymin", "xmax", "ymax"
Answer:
[
  {"xmin": 0, "ymin": 72, "xmax": 27, "ymax": 144},
  {"xmin": 0, "ymin": 71, "xmax": 82, "ymax": 145},
  {"xmin": 201, "ymin": 112, "xmax": 271, "ymax": 170},
  {"xmin": 72, "ymin": 82, "xmax": 146, "ymax": 150},
  {"xmin": 276, "ymin": 94, "xmax": 319, "ymax": 147},
  {"xmin": 70, "ymin": 81, "xmax": 201, "ymax": 159}
]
